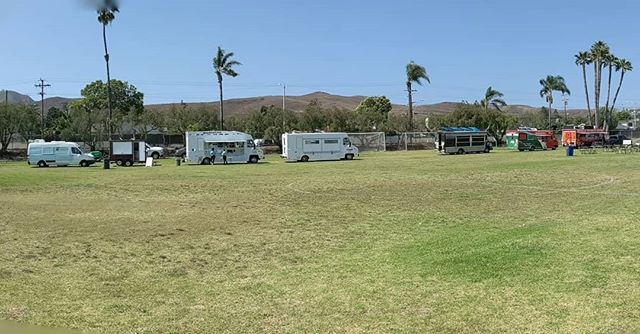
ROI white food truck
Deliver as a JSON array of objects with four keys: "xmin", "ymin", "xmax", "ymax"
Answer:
[
  {"xmin": 281, "ymin": 132, "xmax": 359, "ymax": 162},
  {"xmin": 27, "ymin": 141, "xmax": 96, "ymax": 167},
  {"xmin": 185, "ymin": 131, "xmax": 264, "ymax": 165}
]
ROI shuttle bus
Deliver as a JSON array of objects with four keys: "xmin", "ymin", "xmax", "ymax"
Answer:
[{"xmin": 437, "ymin": 127, "xmax": 492, "ymax": 155}]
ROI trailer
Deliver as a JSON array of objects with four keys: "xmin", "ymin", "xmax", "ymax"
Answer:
[
  {"xmin": 562, "ymin": 129, "xmax": 607, "ymax": 148},
  {"xmin": 185, "ymin": 131, "xmax": 264, "ymax": 165},
  {"xmin": 281, "ymin": 132, "xmax": 359, "ymax": 162},
  {"xmin": 517, "ymin": 130, "xmax": 558, "ymax": 151},
  {"xmin": 109, "ymin": 140, "xmax": 147, "ymax": 166},
  {"xmin": 437, "ymin": 127, "xmax": 492, "ymax": 154}
]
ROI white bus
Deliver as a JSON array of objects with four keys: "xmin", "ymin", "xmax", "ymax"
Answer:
[
  {"xmin": 27, "ymin": 141, "xmax": 96, "ymax": 167},
  {"xmin": 281, "ymin": 132, "xmax": 359, "ymax": 162},
  {"xmin": 185, "ymin": 131, "xmax": 264, "ymax": 165}
]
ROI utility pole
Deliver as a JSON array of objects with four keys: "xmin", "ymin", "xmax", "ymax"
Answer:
[
  {"xmin": 279, "ymin": 83, "xmax": 286, "ymax": 131},
  {"xmin": 35, "ymin": 79, "xmax": 51, "ymax": 138},
  {"xmin": 562, "ymin": 94, "xmax": 569, "ymax": 123}
]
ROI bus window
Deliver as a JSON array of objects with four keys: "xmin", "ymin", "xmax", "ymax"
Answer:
[
  {"xmin": 457, "ymin": 136, "xmax": 471, "ymax": 146},
  {"xmin": 472, "ymin": 136, "xmax": 485, "ymax": 146},
  {"xmin": 518, "ymin": 133, "xmax": 528, "ymax": 141},
  {"xmin": 342, "ymin": 138, "xmax": 351, "ymax": 146},
  {"xmin": 445, "ymin": 136, "xmax": 455, "ymax": 147},
  {"xmin": 246, "ymin": 140, "xmax": 255, "ymax": 148}
]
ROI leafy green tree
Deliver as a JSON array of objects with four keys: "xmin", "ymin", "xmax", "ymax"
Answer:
[
  {"xmin": 480, "ymin": 87, "xmax": 506, "ymax": 111},
  {"xmin": 213, "ymin": 46, "xmax": 241, "ymax": 130},
  {"xmin": 574, "ymin": 51, "xmax": 593, "ymax": 124},
  {"xmin": 355, "ymin": 96, "xmax": 392, "ymax": 131},
  {"xmin": 539, "ymin": 75, "xmax": 570, "ymax": 128},
  {"xmin": 61, "ymin": 101, "xmax": 104, "ymax": 150},
  {"xmin": 43, "ymin": 106, "xmax": 70, "ymax": 141},
  {"xmin": 77, "ymin": 80, "xmax": 144, "ymax": 136},
  {"xmin": 0, "ymin": 104, "xmax": 39, "ymax": 153},
  {"xmin": 406, "ymin": 61, "xmax": 430, "ymax": 130},
  {"xmin": 96, "ymin": 0, "xmax": 119, "ymax": 137},
  {"xmin": 298, "ymin": 99, "xmax": 328, "ymax": 131}
]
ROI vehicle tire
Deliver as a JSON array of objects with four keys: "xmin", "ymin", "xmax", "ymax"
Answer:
[
  {"xmin": 80, "ymin": 160, "xmax": 89, "ymax": 167},
  {"xmin": 300, "ymin": 155, "xmax": 309, "ymax": 162},
  {"xmin": 116, "ymin": 160, "xmax": 124, "ymax": 166},
  {"xmin": 151, "ymin": 152, "xmax": 160, "ymax": 160},
  {"xmin": 124, "ymin": 160, "xmax": 133, "ymax": 167},
  {"xmin": 345, "ymin": 154, "xmax": 354, "ymax": 160},
  {"xmin": 529, "ymin": 146, "xmax": 535, "ymax": 151},
  {"xmin": 457, "ymin": 148, "xmax": 465, "ymax": 155},
  {"xmin": 202, "ymin": 157, "xmax": 211, "ymax": 165},
  {"xmin": 37, "ymin": 160, "xmax": 47, "ymax": 168},
  {"xmin": 552, "ymin": 147, "xmax": 557, "ymax": 150},
  {"xmin": 249, "ymin": 155, "xmax": 259, "ymax": 163}
]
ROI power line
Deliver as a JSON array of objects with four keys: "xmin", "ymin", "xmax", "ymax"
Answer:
[{"xmin": 35, "ymin": 78, "xmax": 51, "ymax": 138}]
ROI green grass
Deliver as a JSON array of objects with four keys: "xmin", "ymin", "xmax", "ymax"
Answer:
[{"xmin": 1, "ymin": 150, "xmax": 639, "ymax": 333}]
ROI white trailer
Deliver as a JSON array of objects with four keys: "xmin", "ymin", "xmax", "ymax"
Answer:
[
  {"xmin": 185, "ymin": 131, "xmax": 264, "ymax": 165},
  {"xmin": 281, "ymin": 132, "xmax": 359, "ymax": 162},
  {"xmin": 27, "ymin": 141, "xmax": 96, "ymax": 168},
  {"xmin": 109, "ymin": 140, "xmax": 148, "ymax": 166}
]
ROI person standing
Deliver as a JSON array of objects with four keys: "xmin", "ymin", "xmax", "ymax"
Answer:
[
  {"xmin": 222, "ymin": 149, "xmax": 228, "ymax": 165},
  {"xmin": 209, "ymin": 146, "xmax": 216, "ymax": 165}
]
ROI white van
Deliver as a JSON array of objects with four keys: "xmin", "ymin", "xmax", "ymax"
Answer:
[
  {"xmin": 27, "ymin": 141, "xmax": 96, "ymax": 167},
  {"xmin": 281, "ymin": 132, "xmax": 359, "ymax": 162}
]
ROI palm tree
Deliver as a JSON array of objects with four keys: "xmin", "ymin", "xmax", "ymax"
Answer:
[
  {"xmin": 539, "ymin": 75, "xmax": 570, "ymax": 128},
  {"xmin": 574, "ymin": 51, "xmax": 593, "ymax": 125},
  {"xmin": 590, "ymin": 41, "xmax": 610, "ymax": 128},
  {"xmin": 610, "ymin": 58, "xmax": 633, "ymax": 113},
  {"xmin": 406, "ymin": 61, "xmax": 430, "ymax": 130},
  {"xmin": 480, "ymin": 86, "xmax": 507, "ymax": 111},
  {"xmin": 213, "ymin": 46, "xmax": 241, "ymax": 130},
  {"xmin": 97, "ymin": 0, "xmax": 118, "ymax": 139},
  {"xmin": 603, "ymin": 53, "xmax": 618, "ymax": 116}
]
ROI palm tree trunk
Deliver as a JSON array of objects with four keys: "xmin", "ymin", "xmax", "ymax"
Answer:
[
  {"xmin": 604, "ymin": 63, "xmax": 613, "ymax": 130},
  {"xmin": 102, "ymin": 23, "xmax": 114, "ymax": 140},
  {"xmin": 548, "ymin": 96, "xmax": 553, "ymax": 129},
  {"xmin": 407, "ymin": 82, "xmax": 413, "ymax": 131},
  {"xmin": 593, "ymin": 59, "xmax": 600, "ymax": 129},
  {"xmin": 218, "ymin": 79, "xmax": 224, "ymax": 130},
  {"xmin": 610, "ymin": 71, "xmax": 625, "ymax": 113},
  {"xmin": 581, "ymin": 64, "xmax": 592, "ymax": 125}
]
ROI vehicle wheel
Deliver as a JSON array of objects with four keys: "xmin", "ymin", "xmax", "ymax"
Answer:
[
  {"xmin": 518, "ymin": 149, "xmax": 524, "ymax": 152},
  {"xmin": 249, "ymin": 155, "xmax": 259, "ymax": 163},
  {"xmin": 457, "ymin": 148, "xmax": 465, "ymax": 155},
  {"xmin": 80, "ymin": 160, "xmax": 89, "ymax": 167},
  {"xmin": 529, "ymin": 146, "xmax": 535, "ymax": 151},
  {"xmin": 202, "ymin": 157, "xmax": 211, "ymax": 165},
  {"xmin": 124, "ymin": 160, "xmax": 133, "ymax": 167},
  {"xmin": 151, "ymin": 152, "xmax": 160, "ymax": 159},
  {"xmin": 300, "ymin": 155, "xmax": 309, "ymax": 162},
  {"xmin": 37, "ymin": 160, "xmax": 47, "ymax": 168},
  {"xmin": 116, "ymin": 160, "xmax": 124, "ymax": 166},
  {"xmin": 552, "ymin": 147, "xmax": 557, "ymax": 150},
  {"xmin": 345, "ymin": 154, "xmax": 354, "ymax": 160}
]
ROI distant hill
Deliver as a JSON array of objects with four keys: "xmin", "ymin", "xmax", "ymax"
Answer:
[{"xmin": 2, "ymin": 89, "xmax": 587, "ymax": 117}]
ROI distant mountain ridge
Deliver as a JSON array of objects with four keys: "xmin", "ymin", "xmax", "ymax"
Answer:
[{"xmin": 1, "ymin": 89, "xmax": 587, "ymax": 117}]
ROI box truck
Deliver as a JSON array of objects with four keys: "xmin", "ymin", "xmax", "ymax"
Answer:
[
  {"xmin": 281, "ymin": 132, "xmax": 359, "ymax": 162},
  {"xmin": 109, "ymin": 140, "xmax": 148, "ymax": 166},
  {"xmin": 27, "ymin": 141, "xmax": 96, "ymax": 167},
  {"xmin": 185, "ymin": 131, "xmax": 264, "ymax": 165}
]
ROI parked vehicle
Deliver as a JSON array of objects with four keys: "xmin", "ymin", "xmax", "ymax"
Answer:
[
  {"xmin": 89, "ymin": 150, "xmax": 104, "ymax": 161},
  {"xmin": 517, "ymin": 130, "xmax": 558, "ymax": 151},
  {"xmin": 606, "ymin": 134, "xmax": 628, "ymax": 146},
  {"xmin": 146, "ymin": 144, "xmax": 164, "ymax": 159},
  {"xmin": 27, "ymin": 141, "xmax": 96, "ymax": 167},
  {"xmin": 562, "ymin": 129, "xmax": 607, "ymax": 148},
  {"xmin": 437, "ymin": 127, "xmax": 492, "ymax": 154},
  {"xmin": 185, "ymin": 131, "xmax": 264, "ymax": 164},
  {"xmin": 109, "ymin": 140, "xmax": 148, "ymax": 166},
  {"xmin": 281, "ymin": 132, "xmax": 358, "ymax": 162}
]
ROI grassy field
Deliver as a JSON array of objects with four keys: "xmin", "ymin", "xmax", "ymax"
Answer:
[{"xmin": 1, "ymin": 150, "xmax": 639, "ymax": 333}]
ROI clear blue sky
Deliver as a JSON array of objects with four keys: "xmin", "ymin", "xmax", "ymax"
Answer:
[{"xmin": 1, "ymin": 0, "xmax": 638, "ymax": 109}]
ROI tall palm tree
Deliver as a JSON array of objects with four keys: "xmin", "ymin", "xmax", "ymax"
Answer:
[
  {"xmin": 213, "ymin": 46, "xmax": 241, "ymax": 130},
  {"xmin": 574, "ymin": 51, "xmax": 593, "ymax": 125},
  {"xmin": 603, "ymin": 53, "xmax": 618, "ymax": 114},
  {"xmin": 590, "ymin": 41, "xmax": 610, "ymax": 128},
  {"xmin": 539, "ymin": 75, "xmax": 570, "ymax": 128},
  {"xmin": 406, "ymin": 61, "xmax": 430, "ymax": 130},
  {"xmin": 97, "ymin": 0, "xmax": 118, "ymax": 139},
  {"xmin": 480, "ymin": 86, "xmax": 507, "ymax": 111},
  {"xmin": 610, "ymin": 58, "xmax": 633, "ymax": 113}
]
